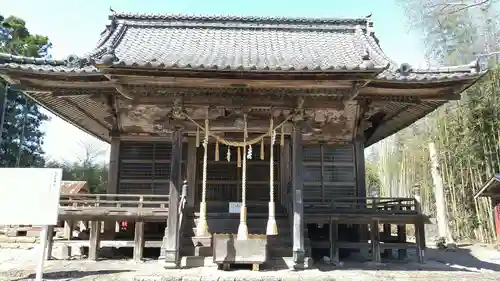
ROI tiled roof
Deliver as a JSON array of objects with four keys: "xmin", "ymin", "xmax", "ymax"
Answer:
[
  {"xmin": 0, "ymin": 53, "xmax": 99, "ymax": 73},
  {"xmin": 375, "ymin": 59, "xmax": 484, "ymax": 82},
  {"xmin": 94, "ymin": 12, "xmax": 386, "ymax": 71},
  {"xmin": 0, "ymin": 12, "xmax": 487, "ymax": 81},
  {"xmin": 60, "ymin": 181, "xmax": 89, "ymax": 195}
]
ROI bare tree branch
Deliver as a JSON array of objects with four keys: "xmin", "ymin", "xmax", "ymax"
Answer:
[{"xmin": 425, "ymin": 0, "xmax": 493, "ymax": 15}]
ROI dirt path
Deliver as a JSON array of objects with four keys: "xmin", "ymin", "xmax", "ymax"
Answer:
[{"xmin": 0, "ymin": 244, "xmax": 499, "ymax": 280}]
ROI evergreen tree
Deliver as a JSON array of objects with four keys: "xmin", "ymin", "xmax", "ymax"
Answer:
[{"xmin": 0, "ymin": 15, "xmax": 51, "ymax": 167}]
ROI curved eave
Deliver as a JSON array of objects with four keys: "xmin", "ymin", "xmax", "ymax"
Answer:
[
  {"xmin": 365, "ymin": 70, "xmax": 487, "ymax": 147},
  {"xmin": 25, "ymin": 92, "xmax": 111, "ymax": 143},
  {"xmin": 474, "ymin": 175, "xmax": 500, "ymax": 199}
]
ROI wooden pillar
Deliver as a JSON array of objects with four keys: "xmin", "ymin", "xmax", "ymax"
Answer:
[
  {"xmin": 415, "ymin": 221, "xmax": 425, "ymax": 263},
  {"xmin": 280, "ymin": 139, "xmax": 291, "ymax": 205},
  {"xmin": 370, "ymin": 220, "xmax": 381, "ymax": 263},
  {"xmin": 186, "ymin": 137, "xmax": 197, "ymax": 207},
  {"xmin": 61, "ymin": 220, "xmax": 74, "ymax": 259},
  {"xmin": 397, "ymin": 224, "xmax": 407, "ymax": 260},
  {"xmin": 88, "ymin": 221, "xmax": 101, "ymax": 261},
  {"xmin": 45, "ymin": 225, "xmax": 54, "ymax": 260},
  {"xmin": 162, "ymin": 129, "xmax": 183, "ymax": 268},
  {"xmin": 107, "ymin": 136, "xmax": 120, "ymax": 194},
  {"xmin": 329, "ymin": 218, "xmax": 339, "ymax": 263},
  {"xmin": 414, "ymin": 185, "xmax": 425, "ymax": 263},
  {"xmin": 134, "ymin": 221, "xmax": 145, "ymax": 262},
  {"xmin": 354, "ymin": 139, "xmax": 368, "ymax": 242},
  {"xmin": 104, "ymin": 136, "xmax": 120, "ymax": 236},
  {"xmin": 354, "ymin": 139, "xmax": 366, "ymax": 198},
  {"xmin": 292, "ymin": 125, "xmax": 305, "ymax": 266},
  {"xmin": 382, "ymin": 223, "xmax": 393, "ymax": 259}
]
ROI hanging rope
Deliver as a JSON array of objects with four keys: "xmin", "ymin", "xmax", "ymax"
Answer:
[
  {"xmin": 196, "ymin": 126, "xmax": 200, "ymax": 147},
  {"xmin": 260, "ymin": 138, "xmax": 265, "ymax": 160},
  {"xmin": 215, "ymin": 139, "xmax": 219, "ymax": 161},
  {"xmin": 196, "ymin": 119, "xmax": 210, "ymax": 237},
  {"xmin": 266, "ymin": 118, "xmax": 278, "ymax": 235},
  {"xmin": 237, "ymin": 114, "xmax": 249, "ymax": 240},
  {"xmin": 181, "ymin": 111, "xmax": 295, "ymax": 148}
]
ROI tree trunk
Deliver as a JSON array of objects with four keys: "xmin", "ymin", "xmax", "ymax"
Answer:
[{"xmin": 429, "ymin": 142, "xmax": 454, "ymax": 243}]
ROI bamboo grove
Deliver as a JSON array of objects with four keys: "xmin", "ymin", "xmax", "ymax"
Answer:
[{"xmin": 368, "ymin": 0, "xmax": 500, "ymax": 242}]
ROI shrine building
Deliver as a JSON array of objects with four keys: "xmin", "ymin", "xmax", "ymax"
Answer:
[{"xmin": 0, "ymin": 12, "xmax": 485, "ymax": 269}]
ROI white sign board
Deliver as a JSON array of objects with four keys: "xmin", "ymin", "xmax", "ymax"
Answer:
[
  {"xmin": 0, "ymin": 168, "xmax": 63, "ymax": 225},
  {"xmin": 229, "ymin": 202, "xmax": 242, "ymax": 213}
]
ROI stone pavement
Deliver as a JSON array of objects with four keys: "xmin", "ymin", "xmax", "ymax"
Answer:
[{"xmin": 0, "ymin": 245, "xmax": 500, "ymax": 281}]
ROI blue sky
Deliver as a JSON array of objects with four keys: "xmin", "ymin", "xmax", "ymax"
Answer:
[{"xmin": 2, "ymin": 0, "xmax": 426, "ymax": 163}]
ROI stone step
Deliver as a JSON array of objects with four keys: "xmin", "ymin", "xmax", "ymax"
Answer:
[
  {"xmin": 181, "ymin": 235, "xmax": 311, "ymax": 248},
  {"xmin": 180, "ymin": 256, "xmax": 216, "ymax": 268},
  {"xmin": 180, "ymin": 244, "xmax": 303, "ymax": 258},
  {"xmin": 180, "ymin": 256, "xmax": 313, "ymax": 270}
]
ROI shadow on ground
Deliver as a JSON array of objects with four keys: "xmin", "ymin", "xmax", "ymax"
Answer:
[
  {"xmin": 315, "ymin": 247, "xmax": 500, "ymax": 272},
  {"xmin": 13, "ymin": 269, "xmax": 131, "ymax": 280}
]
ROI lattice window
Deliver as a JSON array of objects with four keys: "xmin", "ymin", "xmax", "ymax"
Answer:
[
  {"xmin": 118, "ymin": 141, "xmax": 187, "ymax": 195},
  {"xmin": 302, "ymin": 144, "xmax": 355, "ymax": 202}
]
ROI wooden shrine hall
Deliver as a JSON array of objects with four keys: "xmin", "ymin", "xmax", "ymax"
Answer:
[{"xmin": 0, "ymin": 12, "xmax": 485, "ymax": 269}]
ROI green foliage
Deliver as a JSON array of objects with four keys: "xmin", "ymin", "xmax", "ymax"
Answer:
[
  {"xmin": 372, "ymin": 1, "xmax": 499, "ymax": 242},
  {"xmin": 0, "ymin": 14, "xmax": 50, "ymax": 167},
  {"xmin": 0, "ymin": 16, "xmax": 51, "ymax": 56},
  {"xmin": 366, "ymin": 161, "xmax": 382, "ymax": 196},
  {"xmin": 45, "ymin": 160, "xmax": 109, "ymax": 194}
]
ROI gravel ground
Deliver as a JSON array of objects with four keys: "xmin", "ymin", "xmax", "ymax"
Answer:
[{"xmin": 0, "ymin": 244, "xmax": 500, "ymax": 281}]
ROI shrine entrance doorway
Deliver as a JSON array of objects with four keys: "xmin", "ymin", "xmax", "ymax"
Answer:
[{"xmin": 194, "ymin": 142, "xmax": 281, "ymax": 213}]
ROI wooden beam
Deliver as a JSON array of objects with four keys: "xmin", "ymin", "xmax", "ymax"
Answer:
[
  {"xmin": 21, "ymin": 77, "xmax": 114, "ymax": 88},
  {"xmin": 162, "ymin": 129, "xmax": 183, "ymax": 268},
  {"xmin": 292, "ymin": 124, "xmax": 305, "ymax": 267},
  {"xmin": 105, "ymin": 69, "xmax": 375, "ymax": 81},
  {"xmin": 349, "ymin": 80, "xmax": 371, "ymax": 100},
  {"xmin": 119, "ymin": 76, "xmax": 355, "ymax": 89},
  {"xmin": 0, "ymin": 74, "xmax": 20, "ymax": 85}
]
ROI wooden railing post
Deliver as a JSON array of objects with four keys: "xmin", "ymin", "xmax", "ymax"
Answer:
[{"xmin": 413, "ymin": 184, "xmax": 425, "ymax": 263}]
